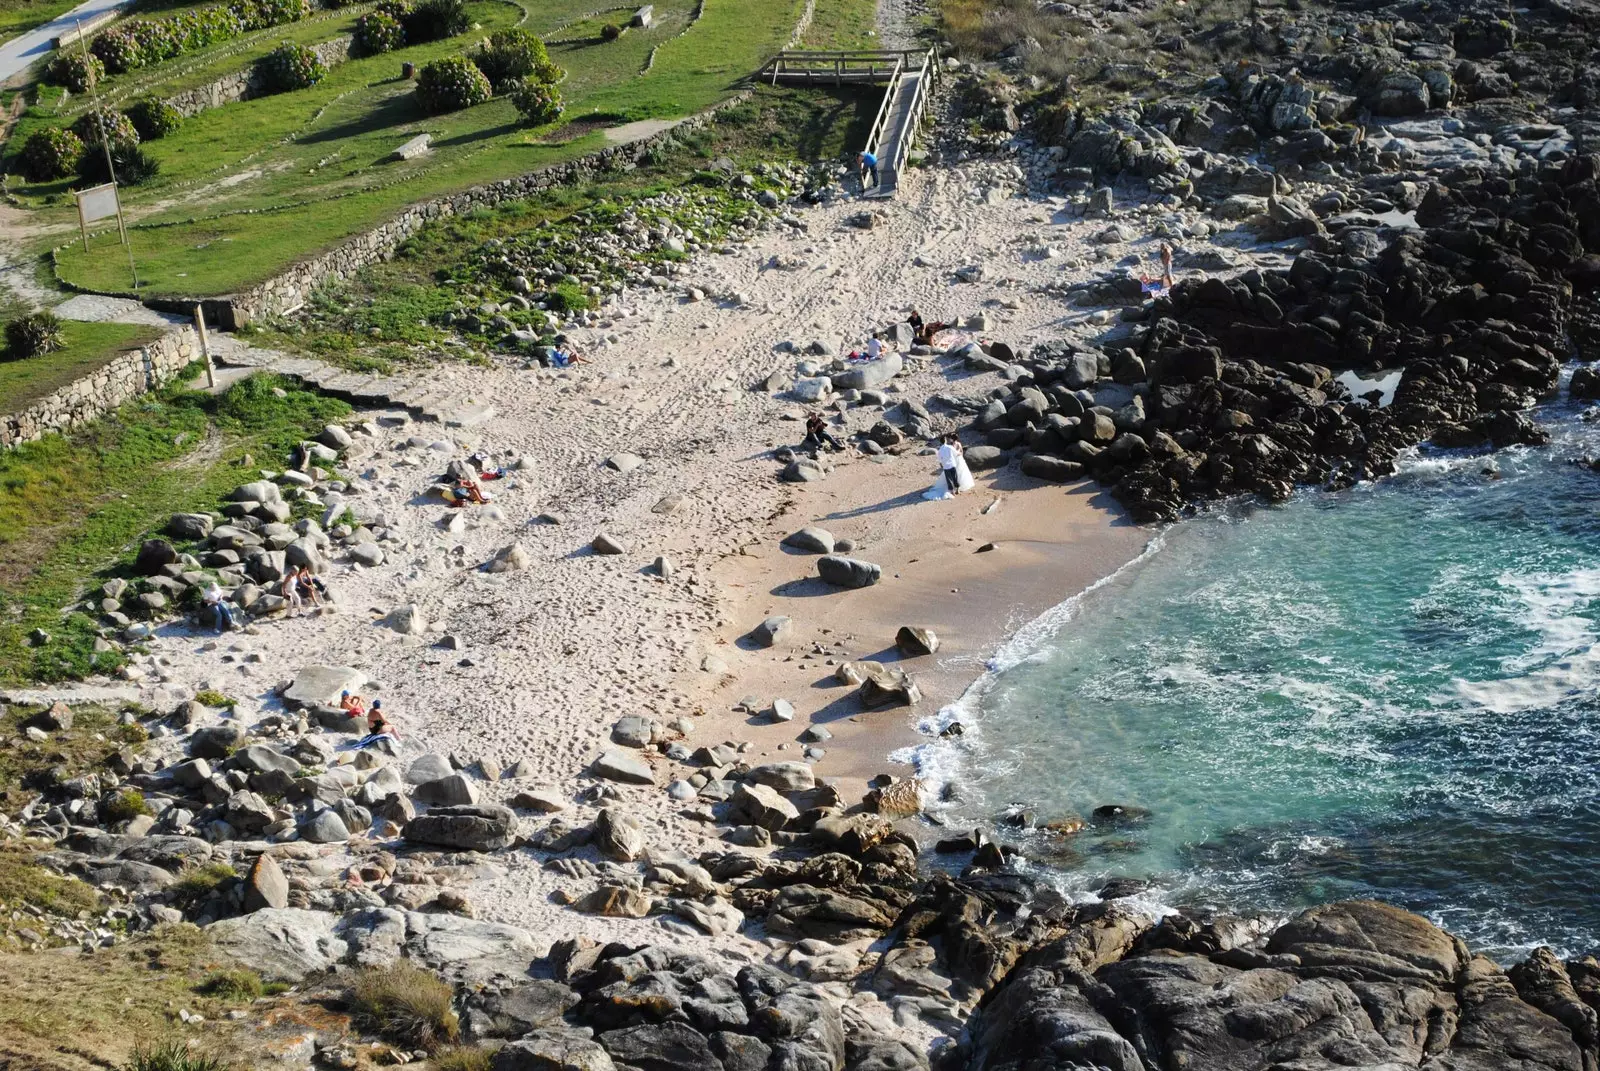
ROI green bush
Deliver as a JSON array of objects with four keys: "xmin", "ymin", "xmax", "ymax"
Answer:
[
  {"xmin": 46, "ymin": 50, "xmax": 104, "ymax": 92},
  {"xmin": 85, "ymin": 0, "xmax": 306, "ymax": 77},
  {"xmin": 354, "ymin": 9, "xmax": 405, "ymax": 54},
  {"xmin": 4, "ymin": 312, "xmax": 65, "ymax": 359},
  {"xmin": 260, "ymin": 41, "xmax": 326, "ymax": 92},
  {"xmin": 600, "ymin": 21, "xmax": 622, "ymax": 40},
  {"xmin": 122, "ymin": 1041, "xmax": 226, "ymax": 1071},
  {"xmin": 233, "ymin": 0, "xmax": 310, "ymax": 31},
  {"xmin": 16, "ymin": 127, "xmax": 85, "ymax": 182},
  {"xmin": 103, "ymin": 789, "xmax": 152, "ymax": 824},
  {"xmin": 471, "ymin": 27, "xmax": 555, "ymax": 90},
  {"xmin": 78, "ymin": 141, "xmax": 161, "ymax": 187},
  {"xmin": 402, "ymin": 0, "xmax": 467, "ymax": 42},
  {"xmin": 545, "ymin": 281, "xmax": 590, "ymax": 312},
  {"xmin": 124, "ymin": 98, "xmax": 183, "ymax": 140},
  {"xmin": 510, "ymin": 78, "xmax": 562, "ymax": 125},
  {"xmin": 72, "ymin": 107, "xmax": 140, "ymax": 153},
  {"xmin": 414, "ymin": 55, "xmax": 492, "ymax": 114},
  {"xmin": 348, "ymin": 962, "xmax": 460, "ymax": 1051},
  {"xmin": 197, "ymin": 968, "xmax": 265, "ymax": 1001},
  {"xmin": 168, "ymin": 861, "xmax": 236, "ymax": 906}
]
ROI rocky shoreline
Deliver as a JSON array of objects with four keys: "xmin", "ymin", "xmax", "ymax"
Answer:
[{"xmin": 13, "ymin": 0, "xmax": 1600, "ymax": 1061}]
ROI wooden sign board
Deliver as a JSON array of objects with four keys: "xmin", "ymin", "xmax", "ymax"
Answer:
[{"xmin": 74, "ymin": 182, "xmax": 127, "ymax": 252}]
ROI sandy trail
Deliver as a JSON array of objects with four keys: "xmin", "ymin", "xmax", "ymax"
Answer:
[{"xmin": 138, "ymin": 158, "xmax": 1167, "ymax": 962}]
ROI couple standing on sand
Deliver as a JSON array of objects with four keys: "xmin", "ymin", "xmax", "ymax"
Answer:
[{"xmin": 926, "ymin": 435, "xmax": 974, "ymax": 500}]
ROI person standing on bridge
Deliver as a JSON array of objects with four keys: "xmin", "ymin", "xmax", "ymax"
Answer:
[{"xmin": 858, "ymin": 151, "xmax": 879, "ymax": 191}]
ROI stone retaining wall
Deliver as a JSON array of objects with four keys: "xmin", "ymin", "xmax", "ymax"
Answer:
[
  {"xmin": 166, "ymin": 36, "xmax": 354, "ymax": 118},
  {"xmin": 214, "ymin": 93, "xmax": 754, "ymax": 328},
  {"xmin": 0, "ymin": 327, "xmax": 200, "ymax": 449}
]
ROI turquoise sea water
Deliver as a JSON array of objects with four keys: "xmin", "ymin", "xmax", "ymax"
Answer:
[{"xmin": 910, "ymin": 393, "xmax": 1600, "ymax": 960}]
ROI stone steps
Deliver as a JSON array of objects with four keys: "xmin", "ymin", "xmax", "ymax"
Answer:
[{"xmin": 208, "ymin": 337, "xmax": 496, "ymax": 426}]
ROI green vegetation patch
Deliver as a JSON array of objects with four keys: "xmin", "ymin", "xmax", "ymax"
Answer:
[
  {"xmin": 0, "ymin": 320, "xmax": 162, "ymax": 414},
  {"xmin": 0, "ymin": 703, "xmax": 148, "ymax": 815},
  {"xmin": 0, "ymin": 838, "xmax": 102, "ymax": 916},
  {"xmin": 0, "ymin": 373, "xmax": 349, "ymax": 684},
  {"xmin": 37, "ymin": 0, "xmax": 806, "ymax": 298},
  {"xmin": 348, "ymin": 961, "xmax": 461, "ymax": 1051}
]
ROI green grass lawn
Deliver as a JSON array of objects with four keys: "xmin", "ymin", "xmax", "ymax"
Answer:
[
  {"xmin": 800, "ymin": 0, "xmax": 881, "ymax": 50},
  {"xmin": 0, "ymin": 0, "xmax": 80, "ymax": 45},
  {"xmin": 0, "ymin": 372, "xmax": 349, "ymax": 682},
  {"xmin": 26, "ymin": 0, "xmax": 806, "ymax": 299},
  {"xmin": 0, "ymin": 320, "xmax": 162, "ymax": 413}
]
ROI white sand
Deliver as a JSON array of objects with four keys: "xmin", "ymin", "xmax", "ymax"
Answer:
[{"xmin": 136, "ymin": 159, "xmax": 1179, "ymax": 968}]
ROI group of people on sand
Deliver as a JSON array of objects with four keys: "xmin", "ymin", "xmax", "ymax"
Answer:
[{"xmin": 341, "ymin": 690, "xmax": 399, "ymax": 746}]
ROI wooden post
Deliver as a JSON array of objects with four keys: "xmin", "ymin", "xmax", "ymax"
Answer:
[{"xmin": 194, "ymin": 304, "xmax": 215, "ymax": 388}]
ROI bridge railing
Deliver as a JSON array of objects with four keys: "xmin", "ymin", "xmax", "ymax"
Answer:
[
  {"xmin": 887, "ymin": 48, "xmax": 937, "ymax": 174},
  {"xmin": 862, "ymin": 57, "xmax": 908, "ymax": 159},
  {"xmin": 759, "ymin": 48, "xmax": 928, "ymax": 85}
]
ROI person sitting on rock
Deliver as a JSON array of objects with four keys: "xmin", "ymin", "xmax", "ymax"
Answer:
[
  {"xmin": 550, "ymin": 347, "xmax": 587, "ymax": 369},
  {"xmin": 366, "ymin": 699, "xmax": 397, "ymax": 739},
  {"xmin": 203, "ymin": 582, "xmax": 236, "ymax": 634},
  {"xmin": 340, "ymin": 690, "xmax": 365, "ymax": 717},
  {"xmin": 296, "ymin": 566, "xmax": 325, "ymax": 609},
  {"xmin": 804, "ymin": 412, "xmax": 844, "ymax": 452}
]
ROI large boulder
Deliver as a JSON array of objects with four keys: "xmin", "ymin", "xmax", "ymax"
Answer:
[
  {"xmin": 404, "ymin": 803, "xmax": 518, "ymax": 851},
  {"xmin": 731, "ymin": 782, "xmax": 798, "ymax": 830},
  {"xmin": 831, "ymin": 352, "xmax": 903, "ymax": 391},
  {"xmin": 464, "ymin": 981, "xmax": 579, "ymax": 1041},
  {"xmin": 135, "ymin": 539, "xmax": 178, "ymax": 576},
  {"xmin": 591, "ymin": 749, "xmax": 655, "ymax": 786},
  {"xmin": 817, "ymin": 556, "xmax": 881, "ymax": 589},
  {"xmin": 493, "ymin": 1029, "xmax": 618, "ymax": 1071},
  {"xmin": 593, "ymin": 808, "xmax": 645, "ymax": 862},
  {"xmin": 414, "ymin": 772, "xmax": 480, "ymax": 806},
  {"xmin": 207, "ymin": 908, "xmax": 347, "ymax": 983},
  {"xmin": 282, "ymin": 665, "xmax": 366, "ymax": 710},
  {"xmin": 166, "ymin": 513, "xmax": 214, "ymax": 541}
]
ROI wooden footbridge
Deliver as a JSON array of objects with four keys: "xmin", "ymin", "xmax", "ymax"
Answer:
[{"xmin": 756, "ymin": 48, "xmax": 938, "ymax": 199}]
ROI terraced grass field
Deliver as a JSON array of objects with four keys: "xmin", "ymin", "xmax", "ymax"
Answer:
[{"xmin": 4, "ymin": 0, "xmax": 806, "ymax": 299}]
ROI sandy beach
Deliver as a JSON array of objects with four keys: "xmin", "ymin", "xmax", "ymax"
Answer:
[{"xmin": 138, "ymin": 156, "xmax": 1163, "ymax": 960}]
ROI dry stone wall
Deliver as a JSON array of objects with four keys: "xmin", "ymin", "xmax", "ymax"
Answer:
[
  {"xmin": 215, "ymin": 95, "xmax": 755, "ymax": 329},
  {"xmin": 166, "ymin": 36, "xmax": 354, "ymax": 118},
  {"xmin": 1, "ymin": 327, "xmax": 200, "ymax": 449}
]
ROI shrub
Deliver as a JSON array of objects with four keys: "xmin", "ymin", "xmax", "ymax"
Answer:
[
  {"xmin": 193, "ymin": 689, "xmax": 236, "ymax": 707},
  {"xmin": 197, "ymin": 968, "xmax": 264, "ymax": 1001},
  {"xmin": 260, "ymin": 42, "xmax": 325, "ymax": 92},
  {"xmin": 122, "ymin": 1042, "xmax": 226, "ymax": 1071},
  {"xmin": 233, "ymin": 0, "xmax": 310, "ymax": 31},
  {"xmin": 435, "ymin": 1047, "xmax": 492, "ymax": 1071},
  {"xmin": 46, "ymin": 50, "xmax": 104, "ymax": 91},
  {"xmin": 16, "ymin": 127, "xmax": 85, "ymax": 182},
  {"xmin": 103, "ymin": 789, "xmax": 151, "ymax": 824},
  {"xmin": 72, "ymin": 107, "xmax": 140, "ymax": 152},
  {"xmin": 510, "ymin": 78, "xmax": 562, "ymax": 125},
  {"xmin": 471, "ymin": 27, "xmax": 553, "ymax": 90},
  {"xmin": 168, "ymin": 862, "xmax": 236, "ymax": 906},
  {"xmin": 600, "ymin": 21, "xmax": 622, "ymax": 40},
  {"xmin": 354, "ymin": 9, "xmax": 405, "ymax": 54},
  {"xmin": 414, "ymin": 55, "xmax": 492, "ymax": 114},
  {"xmin": 402, "ymin": 0, "xmax": 467, "ymax": 42},
  {"xmin": 545, "ymin": 281, "xmax": 590, "ymax": 312},
  {"xmin": 77, "ymin": 141, "xmax": 161, "ymax": 186},
  {"xmin": 91, "ymin": 26, "xmax": 147, "ymax": 73},
  {"xmin": 124, "ymin": 98, "xmax": 183, "ymax": 140},
  {"xmin": 348, "ymin": 962, "xmax": 460, "ymax": 1050},
  {"xmin": 4, "ymin": 312, "xmax": 65, "ymax": 358}
]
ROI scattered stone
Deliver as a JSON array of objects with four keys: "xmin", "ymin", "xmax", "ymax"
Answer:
[
  {"xmin": 591, "ymin": 749, "xmax": 655, "ymax": 786},
  {"xmin": 817, "ymin": 556, "xmax": 881, "ymax": 589},
  {"xmin": 895, "ymin": 626, "xmax": 939, "ymax": 656},
  {"xmin": 781, "ymin": 527, "xmax": 835, "ymax": 554},
  {"xmin": 749, "ymin": 615, "xmax": 793, "ymax": 647}
]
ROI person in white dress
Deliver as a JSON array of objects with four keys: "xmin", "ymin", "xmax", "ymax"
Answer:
[{"xmin": 925, "ymin": 435, "xmax": 975, "ymax": 500}]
